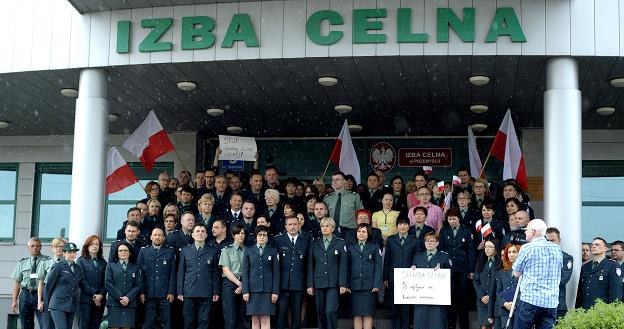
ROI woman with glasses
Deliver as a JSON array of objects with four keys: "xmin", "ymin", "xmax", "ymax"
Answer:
[
  {"xmin": 105, "ymin": 242, "xmax": 143, "ymax": 329},
  {"xmin": 76, "ymin": 235, "xmax": 107, "ymax": 329}
]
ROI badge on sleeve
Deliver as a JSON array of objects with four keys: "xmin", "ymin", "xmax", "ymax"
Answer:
[
  {"xmin": 300, "ymin": 254, "xmax": 304, "ymax": 259},
  {"xmin": 449, "ymin": 259, "xmax": 453, "ymax": 267},
  {"xmin": 599, "ymin": 276, "xmax": 603, "ymax": 281},
  {"xmin": 132, "ymin": 273, "xmax": 135, "ymax": 278},
  {"xmin": 207, "ymin": 259, "xmax": 211, "ymax": 265},
  {"xmin": 268, "ymin": 256, "xmax": 272, "ymax": 261},
  {"xmin": 616, "ymin": 268, "xmax": 622, "ymax": 277},
  {"xmin": 567, "ymin": 260, "xmax": 572, "ymax": 270},
  {"xmin": 462, "ymin": 238, "xmax": 465, "ymax": 243},
  {"xmin": 163, "ymin": 260, "xmax": 167, "ymax": 265},
  {"xmin": 369, "ymin": 254, "xmax": 372, "ymax": 260},
  {"xmin": 344, "ymin": 245, "xmax": 347, "ymax": 252},
  {"xmin": 335, "ymin": 250, "xmax": 339, "ymax": 255}
]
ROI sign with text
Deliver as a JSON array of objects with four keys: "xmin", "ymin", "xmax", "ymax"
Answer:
[
  {"xmin": 398, "ymin": 148, "xmax": 452, "ymax": 167},
  {"xmin": 393, "ymin": 268, "xmax": 451, "ymax": 305},
  {"xmin": 218, "ymin": 135, "xmax": 257, "ymax": 161}
]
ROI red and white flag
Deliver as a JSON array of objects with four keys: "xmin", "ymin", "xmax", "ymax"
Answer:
[
  {"xmin": 436, "ymin": 181, "xmax": 445, "ymax": 192},
  {"xmin": 423, "ymin": 166, "xmax": 433, "ymax": 174},
  {"xmin": 123, "ymin": 111, "xmax": 175, "ymax": 172},
  {"xmin": 105, "ymin": 147, "xmax": 138, "ymax": 195},
  {"xmin": 489, "ymin": 109, "xmax": 528, "ymax": 191},
  {"xmin": 452, "ymin": 175, "xmax": 461, "ymax": 186},
  {"xmin": 443, "ymin": 187, "xmax": 453, "ymax": 210},
  {"xmin": 329, "ymin": 120, "xmax": 361, "ymax": 184},
  {"xmin": 467, "ymin": 126, "xmax": 483, "ymax": 179},
  {"xmin": 475, "ymin": 219, "xmax": 483, "ymax": 232},
  {"xmin": 481, "ymin": 223, "xmax": 493, "ymax": 238}
]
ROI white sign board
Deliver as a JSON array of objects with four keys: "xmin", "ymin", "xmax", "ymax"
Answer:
[
  {"xmin": 218, "ymin": 135, "xmax": 257, "ymax": 161},
  {"xmin": 393, "ymin": 268, "xmax": 451, "ymax": 305}
]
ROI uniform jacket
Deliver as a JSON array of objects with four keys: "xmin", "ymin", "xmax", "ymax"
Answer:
[
  {"xmin": 408, "ymin": 224, "xmax": 435, "ymax": 254},
  {"xmin": 109, "ymin": 239, "xmax": 146, "ymax": 263},
  {"xmin": 361, "ymin": 189, "xmax": 384, "ymax": 212},
  {"xmin": 46, "ymin": 261, "xmax": 94, "ymax": 312},
  {"xmin": 105, "ymin": 262, "xmax": 143, "ymax": 308},
  {"xmin": 272, "ymin": 234, "xmax": 310, "ymax": 290},
  {"xmin": 577, "ymin": 257, "xmax": 622, "ymax": 309},
  {"xmin": 347, "ymin": 242, "xmax": 382, "ymax": 291},
  {"xmin": 412, "ymin": 250, "xmax": 452, "ymax": 270},
  {"xmin": 558, "ymin": 251, "xmax": 573, "ymax": 311},
  {"xmin": 344, "ymin": 227, "xmax": 384, "ymax": 250},
  {"xmin": 241, "ymin": 245, "xmax": 280, "ymax": 294},
  {"xmin": 75, "ymin": 257, "xmax": 107, "ymax": 304},
  {"xmin": 494, "ymin": 269, "xmax": 516, "ymax": 318},
  {"xmin": 137, "ymin": 245, "xmax": 177, "ymax": 298},
  {"xmin": 458, "ymin": 208, "xmax": 481, "ymax": 230},
  {"xmin": 306, "ymin": 237, "xmax": 348, "ymax": 289},
  {"xmin": 177, "ymin": 244, "xmax": 221, "ymax": 298},
  {"xmin": 438, "ymin": 226, "xmax": 476, "ymax": 273},
  {"xmin": 165, "ymin": 229, "xmax": 194, "ymax": 252},
  {"xmin": 324, "ymin": 191, "xmax": 364, "ymax": 229},
  {"xmin": 383, "ymin": 234, "xmax": 418, "ymax": 283},
  {"xmin": 473, "ymin": 259, "xmax": 499, "ymax": 318}
]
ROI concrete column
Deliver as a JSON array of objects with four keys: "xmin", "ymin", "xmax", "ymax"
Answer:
[
  {"xmin": 69, "ymin": 69, "xmax": 109, "ymax": 246},
  {"xmin": 544, "ymin": 57, "xmax": 582, "ymax": 309}
]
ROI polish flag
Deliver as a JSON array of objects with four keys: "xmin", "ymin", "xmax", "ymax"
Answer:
[
  {"xmin": 443, "ymin": 187, "xmax": 453, "ymax": 210},
  {"xmin": 475, "ymin": 219, "xmax": 483, "ymax": 232},
  {"xmin": 329, "ymin": 120, "xmax": 361, "ymax": 184},
  {"xmin": 123, "ymin": 111, "xmax": 175, "ymax": 172},
  {"xmin": 467, "ymin": 126, "xmax": 483, "ymax": 179},
  {"xmin": 481, "ymin": 223, "xmax": 493, "ymax": 238},
  {"xmin": 452, "ymin": 175, "xmax": 461, "ymax": 186},
  {"xmin": 105, "ymin": 147, "xmax": 138, "ymax": 195},
  {"xmin": 489, "ymin": 109, "xmax": 528, "ymax": 191},
  {"xmin": 423, "ymin": 166, "xmax": 433, "ymax": 174},
  {"xmin": 436, "ymin": 181, "xmax": 445, "ymax": 192}
]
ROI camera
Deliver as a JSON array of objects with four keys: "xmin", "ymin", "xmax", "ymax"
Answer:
[{"xmin": 509, "ymin": 232, "xmax": 527, "ymax": 245}]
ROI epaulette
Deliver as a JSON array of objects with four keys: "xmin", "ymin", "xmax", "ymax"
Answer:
[
  {"xmin": 351, "ymin": 191, "xmax": 358, "ymax": 195},
  {"xmin": 335, "ymin": 237, "xmax": 345, "ymax": 241},
  {"xmin": 20, "ymin": 257, "xmax": 29, "ymax": 261},
  {"xmin": 439, "ymin": 250, "xmax": 449, "ymax": 255},
  {"xmin": 41, "ymin": 255, "xmax": 51, "ymax": 260},
  {"xmin": 140, "ymin": 245, "xmax": 148, "ymax": 249},
  {"xmin": 224, "ymin": 244, "xmax": 234, "ymax": 249}
]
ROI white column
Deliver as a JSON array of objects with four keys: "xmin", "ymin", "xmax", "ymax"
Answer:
[
  {"xmin": 544, "ymin": 57, "xmax": 582, "ymax": 309},
  {"xmin": 69, "ymin": 69, "xmax": 109, "ymax": 246}
]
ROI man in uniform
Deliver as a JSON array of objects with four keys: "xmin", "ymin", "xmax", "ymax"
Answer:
[
  {"xmin": 274, "ymin": 216, "xmax": 311, "ymax": 329},
  {"xmin": 361, "ymin": 172, "xmax": 383, "ymax": 212},
  {"xmin": 109, "ymin": 221, "xmax": 146, "ymax": 263},
  {"xmin": 242, "ymin": 173, "xmax": 266, "ymax": 214},
  {"xmin": 209, "ymin": 219, "xmax": 233, "ymax": 328},
  {"xmin": 37, "ymin": 237, "xmax": 66, "ymax": 329},
  {"xmin": 545, "ymin": 227, "xmax": 573, "ymax": 319},
  {"xmin": 116, "ymin": 207, "xmax": 150, "ymax": 243},
  {"xmin": 577, "ymin": 237, "xmax": 622, "ymax": 309},
  {"xmin": 138, "ymin": 227, "xmax": 177, "ymax": 329},
  {"xmin": 166, "ymin": 212, "xmax": 195, "ymax": 252},
  {"xmin": 581, "ymin": 243, "xmax": 591, "ymax": 266},
  {"xmin": 610, "ymin": 240, "xmax": 624, "ymax": 299},
  {"xmin": 324, "ymin": 171, "xmax": 363, "ymax": 238},
  {"xmin": 211, "ymin": 175, "xmax": 232, "ymax": 215},
  {"xmin": 11, "ymin": 237, "xmax": 49, "ymax": 329}
]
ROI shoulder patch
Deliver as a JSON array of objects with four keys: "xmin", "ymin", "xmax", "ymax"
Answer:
[
  {"xmin": 616, "ymin": 268, "xmax": 621, "ymax": 277},
  {"xmin": 449, "ymin": 259, "xmax": 453, "ymax": 267},
  {"xmin": 567, "ymin": 260, "xmax": 572, "ymax": 270},
  {"xmin": 41, "ymin": 255, "xmax": 51, "ymax": 260}
]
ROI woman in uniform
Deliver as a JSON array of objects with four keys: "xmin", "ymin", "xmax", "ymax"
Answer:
[
  {"xmin": 220, "ymin": 224, "xmax": 248, "ymax": 329},
  {"xmin": 494, "ymin": 243, "xmax": 521, "ymax": 329},
  {"xmin": 242, "ymin": 225, "xmax": 279, "ymax": 329},
  {"xmin": 411, "ymin": 232, "xmax": 451, "ymax": 329},
  {"xmin": 76, "ymin": 235, "xmax": 107, "ymax": 329},
  {"xmin": 473, "ymin": 238, "xmax": 500, "ymax": 329},
  {"xmin": 105, "ymin": 241, "xmax": 143, "ymax": 329},
  {"xmin": 372, "ymin": 193, "xmax": 400, "ymax": 245},
  {"xmin": 347, "ymin": 224, "xmax": 382, "ymax": 329}
]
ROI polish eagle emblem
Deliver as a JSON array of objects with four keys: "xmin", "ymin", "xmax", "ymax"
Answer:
[{"xmin": 370, "ymin": 142, "xmax": 396, "ymax": 172}]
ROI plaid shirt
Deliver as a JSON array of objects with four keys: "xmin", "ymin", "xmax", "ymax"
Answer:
[{"xmin": 513, "ymin": 236, "xmax": 562, "ymax": 308}]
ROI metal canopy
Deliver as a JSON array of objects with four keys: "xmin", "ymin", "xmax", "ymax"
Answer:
[
  {"xmin": 66, "ymin": 0, "xmax": 274, "ymax": 14},
  {"xmin": 0, "ymin": 56, "xmax": 620, "ymax": 137}
]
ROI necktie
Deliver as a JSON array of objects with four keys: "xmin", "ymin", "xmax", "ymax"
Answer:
[
  {"xmin": 324, "ymin": 239, "xmax": 330, "ymax": 251},
  {"xmin": 400, "ymin": 237, "xmax": 405, "ymax": 246},
  {"xmin": 427, "ymin": 253, "xmax": 433, "ymax": 262},
  {"xmin": 415, "ymin": 227, "xmax": 421, "ymax": 238},
  {"xmin": 291, "ymin": 237, "xmax": 295, "ymax": 246},
  {"xmin": 453, "ymin": 228, "xmax": 457, "ymax": 237},
  {"xmin": 93, "ymin": 259, "xmax": 98, "ymax": 268},
  {"xmin": 477, "ymin": 199, "xmax": 483, "ymax": 208},
  {"xmin": 334, "ymin": 193, "xmax": 342, "ymax": 224},
  {"xmin": 254, "ymin": 193, "xmax": 260, "ymax": 201},
  {"xmin": 269, "ymin": 209, "xmax": 275, "ymax": 217},
  {"xmin": 360, "ymin": 243, "xmax": 364, "ymax": 252},
  {"xmin": 592, "ymin": 261, "xmax": 597, "ymax": 269},
  {"xmin": 122, "ymin": 262, "xmax": 127, "ymax": 270},
  {"xmin": 29, "ymin": 257, "xmax": 38, "ymax": 288},
  {"xmin": 234, "ymin": 212, "xmax": 239, "ymax": 220},
  {"xmin": 258, "ymin": 246, "xmax": 263, "ymax": 256},
  {"xmin": 198, "ymin": 246, "xmax": 202, "ymax": 252},
  {"xmin": 488, "ymin": 260, "xmax": 493, "ymax": 268},
  {"xmin": 70, "ymin": 263, "xmax": 75, "ymax": 273},
  {"xmin": 461, "ymin": 209, "xmax": 466, "ymax": 218}
]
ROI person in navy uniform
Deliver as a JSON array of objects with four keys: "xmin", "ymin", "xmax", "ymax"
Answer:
[
  {"xmin": 45, "ymin": 242, "xmax": 95, "ymax": 329},
  {"xmin": 176, "ymin": 223, "xmax": 221, "ymax": 329},
  {"xmin": 383, "ymin": 217, "xmax": 418, "ymax": 329},
  {"xmin": 472, "ymin": 238, "xmax": 500, "ymax": 329},
  {"xmin": 166, "ymin": 211, "xmax": 195, "ymax": 252},
  {"xmin": 408, "ymin": 206, "xmax": 435, "ymax": 254},
  {"xmin": 474, "ymin": 201, "xmax": 505, "ymax": 251},
  {"xmin": 577, "ymin": 237, "xmax": 622, "ymax": 309},
  {"xmin": 36, "ymin": 237, "xmax": 65, "ymax": 329},
  {"xmin": 105, "ymin": 241, "xmax": 143, "ymax": 329},
  {"xmin": 456, "ymin": 190, "xmax": 481, "ymax": 230},
  {"xmin": 75, "ymin": 235, "xmax": 107, "ymax": 329},
  {"xmin": 137, "ymin": 228, "xmax": 177, "ymax": 329},
  {"xmin": 438, "ymin": 208, "xmax": 475, "ymax": 329},
  {"xmin": 411, "ymin": 232, "xmax": 452, "ymax": 329},
  {"xmin": 242, "ymin": 225, "xmax": 280, "ymax": 329},
  {"xmin": 545, "ymin": 227, "xmax": 574, "ymax": 319},
  {"xmin": 232, "ymin": 200, "xmax": 257, "ymax": 246},
  {"xmin": 345, "ymin": 210, "xmax": 384, "ymax": 250},
  {"xmin": 10, "ymin": 238, "xmax": 47, "ymax": 329},
  {"xmin": 273, "ymin": 216, "xmax": 310, "ymax": 329},
  {"xmin": 610, "ymin": 240, "xmax": 624, "ymax": 299},
  {"xmin": 347, "ymin": 224, "xmax": 382, "ymax": 329},
  {"xmin": 208, "ymin": 219, "xmax": 232, "ymax": 329},
  {"xmin": 219, "ymin": 224, "xmax": 249, "ymax": 329},
  {"xmin": 494, "ymin": 243, "xmax": 520, "ymax": 329},
  {"xmin": 109, "ymin": 221, "xmax": 147, "ymax": 263},
  {"xmin": 306, "ymin": 217, "xmax": 348, "ymax": 329}
]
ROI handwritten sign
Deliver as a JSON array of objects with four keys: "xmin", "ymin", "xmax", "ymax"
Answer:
[
  {"xmin": 218, "ymin": 135, "xmax": 257, "ymax": 161},
  {"xmin": 393, "ymin": 268, "xmax": 451, "ymax": 305}
]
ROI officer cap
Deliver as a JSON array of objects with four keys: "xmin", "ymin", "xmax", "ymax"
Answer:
[{"xmin": 63, "ymin": 242, "xmax": 80, "ymax": 252}]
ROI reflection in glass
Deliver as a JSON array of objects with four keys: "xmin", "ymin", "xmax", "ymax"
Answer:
[
  {"xmin": 0, "ymin": 205, "xmax": 15, "ymax": 238},
  {"xmin": 38, "ymin": 204, "xmax": 70, "ymax": 239},
  {"xmin": 40, "ymin": 173, "xmax": 72, "ymax": 200},
  {"xmin": 0, "ymin": 170, "xmax": 17, "ymax": 201}
]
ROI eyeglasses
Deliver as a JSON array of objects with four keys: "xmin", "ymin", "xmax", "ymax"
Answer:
[
  {"xmin": 118, "ymin": 249, "xmax": 130, "ymax": 253},
  {"xmin": 256, "ymin": 233, "xmax": 268, "ymax": 237},
  {"xmin": 425, "ymin": 240, "xmax": 438, "ymax": 243},
  {"xmin": 417, "ymin": 193, "xmax": 430, "ymax": 197}
]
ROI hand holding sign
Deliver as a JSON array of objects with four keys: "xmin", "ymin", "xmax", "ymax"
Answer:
[{"xmin": 218, "ymin": 135, "xmax": 258, "ymax": 161}]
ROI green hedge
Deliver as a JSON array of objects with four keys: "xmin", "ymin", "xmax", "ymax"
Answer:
[{"xmin": 556, "ymin": 300, "xmax": 624, "ymax": 329}]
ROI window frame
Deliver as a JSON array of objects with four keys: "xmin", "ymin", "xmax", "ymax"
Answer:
[
  {"xmin": 0, "ymin": 163, "xmax": 19, "ymax": 242},
  {"xmin": 581, "ymin": 160, "xmax": 624, "ymax": 242}
]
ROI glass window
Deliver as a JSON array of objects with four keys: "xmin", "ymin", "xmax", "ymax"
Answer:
[
  {"xmin": 0, "ymin": 164, "xmax": 18, "ymax": 241},
  {"xmin": 34, "ymin": 163, "xmax": 173, "ymax": 241},
  {"xmin": 581, "ymin": 174, "xmax": 624, "ymax": 242}
]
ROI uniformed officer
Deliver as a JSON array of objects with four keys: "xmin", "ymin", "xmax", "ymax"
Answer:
[
  {"xmin": 383, "ymin": 218, "xmax": 418, "ymax": 329},
  {"xmin": 408, "ymin": 206, "xmax": 435, "ymax": 254},
  {"xmin": 545, "ymin": 227, "xmax": 574, "ymax": 319},
  {"xmin": 137, "ymin": 227, "xmax": 177, "ymax": 329},
  {"xmin": 610, "ymin": 240, "xmax": 624, "ymax": 299},
  {"xmin": 323, "ymin": 171, "xmax": 364, "ymax": 238},
  {"xmin": 75, "ymin": 235, "xmax": 107, "ymax": 329},
  {"xmin": 273, "ymin": 216, "xmax": 311, "ymax": 329},
  {"xmin": 472, "ymin": 238, "xmax": 500, "ymax": 329},
  {"xmin": 109, "ymin": 221, "xmax": 147, "ymax": 263},
  {"xmin": 10, "ymin": 237, "xmax": 48, "ymax": 329},
  {"xmin": 242, "ymin": 225, "xmax": 280, "ymax": 328},
  {"xmin": 306, "ymin": 217, "xmax": 348, "ymax": 329},
  {"xmin": 347, "ymin": 224, "xmax": 382, "ymax": 329},
  {"xmin": 411, "ymin": 232, "xmax": 452, "ymax": 329},
  {"xmin": 345, "ymin": 210, "xmax": 384, "ymax": 250},
  {"xmin": 45, "ymin": 242, "xmax": 95, "ymax": 329},
  {"xmin": 208, "ymin": 219, "xmax": 233, "ymax": 329},
  {"xmin": 219, "ymin": 224, "xmax": 249, "ymax": 329},
  {"xmin": 166, "ymin": 211, "xmax": 195, "ymax": 253},
  {"xmin": 438, "ymin": 208, "xmax": 475, "ymax": 329},
  {"xmin": 176, "ymin": 223, "xmax": 221, "ymax": 329},
  {"xmin": 105, "ymin": 241, "xmax": 143, "ymax": 329},
  {"xmin": 577, "ymin": 237, "xmax": 622, "ymax": 309},
  {"xmin": 36, "ymin": 237, "xmax": 65, "ymax": 329},
  {"xmin": 494, "ymin": 243, "xmax": 520, "ymax": 329}
]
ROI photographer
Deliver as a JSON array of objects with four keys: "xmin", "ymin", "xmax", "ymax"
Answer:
[
  {"xmin": 502, "ymin": 211, "xmax": 531, "ymax": 246},
  {"xmin": 511, "ymin": 219, "xmax": 562, "ymax": 329}
]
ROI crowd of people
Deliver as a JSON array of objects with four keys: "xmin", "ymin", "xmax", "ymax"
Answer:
[{"xmin": 10, "ymin": 164, "xmax": 624, "ymax": 329}]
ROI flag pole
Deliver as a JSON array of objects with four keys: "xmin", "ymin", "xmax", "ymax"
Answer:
[
  {"xmin": 173, "ymin": 148, "xmax": 192, "ymax": 176},
  {"xmin": 479, "ymin": 152, "xmax": 493, "ymax": 178},
  {"xmin": 320, "ymin": 158, "xmax": 332, "ymax": 182}
]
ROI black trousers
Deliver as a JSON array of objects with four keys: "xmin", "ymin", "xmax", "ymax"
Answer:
[
  {"xmin": 144, "ymin": 297, "xmax": 171, "ymax": 329},
  {"xmin": 19, "ymin": 289, "xmax": 43, "ymax": 329},
  {"xmin": 78, "ymin": 302, "xmax": 104, "ymax": 329},
  {"xmin": 183, "ymin": 297, "xmax": 212, "ymax": 329},
  {"xmin": 278, "ymin": 290, "xmax": 303, "ymax": 329},
  {"xmin": 448, "ymin": 271, "xmax": 470, "ymax": 329},
  {"xmin": 314, "ymin": 288, "xmax": 339, "ymax": 329}
]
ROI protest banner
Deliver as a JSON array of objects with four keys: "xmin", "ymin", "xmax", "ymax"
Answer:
[
  {"xmin": 218, "ymin": 135, "xmax": 257, "ymax": 161},
  {"xmin": 393, "ymin": 268, "xmax": 451, "ymax": 305}
]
